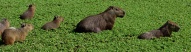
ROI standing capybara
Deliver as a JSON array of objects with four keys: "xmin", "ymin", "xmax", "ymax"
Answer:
[
  {"xmin": 75, "ymin": 6, "xmax": 125, "ymax": 33},
  {"xmin": 138, "ymin": 20, "xmax": 180, "ymax": 39},
  {"xmin": 2, "ymin": 23, "xmax": 33, "ymax": 45},
  {"xmin": 0, "ymin": 18, "xmax": 10, "ymax": 36},
  {"xmin": 19, "ymin": 4, "xmax": 36, "ymax": 20},
  {"xmin": 41, "ymin": 16, "xmax": 64, "ymax": 30}
]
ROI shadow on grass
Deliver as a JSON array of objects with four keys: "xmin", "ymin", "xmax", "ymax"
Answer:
[
  {"xmin": 0, "ymin": 41, "xmax": 5, "ymax": 46},
  {"xmin": 123, "ymin": 34, "xmax": 138, "ymax": 37},
  {"xmin": 71, "ymin": 29, "xmax": 86, "ymax": 34},
  {"xmin": 72, "ymin": 29, "xmax": 83, "ymax": 33}
]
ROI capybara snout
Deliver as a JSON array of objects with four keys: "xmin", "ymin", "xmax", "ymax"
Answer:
[
  {"xmin": 174, "ymin": 27, "xmax": 180, "ymax": 32},
  {"xmin": 171, "ymin": 25, "xmax": 180, "ymax": 32},
  {"xmin": 168, "ymin": 20, "xmax": 180, "ymax": 32},
  {"xmin": 110, "ymin": 6, "xmax": 125, "ymax": 18},
  {"xmin": 21, "ymin": 23, "xmax": 34, "ymax": 31}
]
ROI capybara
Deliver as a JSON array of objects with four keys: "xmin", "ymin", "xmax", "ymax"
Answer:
[
  {"xmin": 75, "ymin": 6, "xmax": 125, "ymax": 33},
  {"xmin": 138, "ymin": 20, "xmax": 180, "ymax": 39},
  {"xmin": 19, "ymin": 4, "xmax": 36, "ymax": 20},
  {"xmin": 0, "ymin": 18, "xmax": 10, "ymax": 36},
  {"xmin": 41, "ymin": 16, "xmax": 64, "ymax": 30},
  {"xmin": 2, "ymin": 23, "xmax": 33, "ymax": 45}
]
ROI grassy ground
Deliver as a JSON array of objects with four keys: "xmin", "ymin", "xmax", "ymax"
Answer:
[{"xmin": 0, "ymin": 0, "xmax": 191, "ymax": 51}]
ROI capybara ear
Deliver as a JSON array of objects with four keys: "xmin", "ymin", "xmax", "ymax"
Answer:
[
  {"xmin": 109, "ymin": 6, "xmax": 114, "ymax": 9},
  {"xmin": 53, "ymin": 16, "xmax": 58, "ymax": 20},
  {"xmin": 167, "ymin": 20, "xmax": 172, "ymax": 23},
  {"xmin": 4, "ymin": 18, "xmax": 7, "ymax": 20},
  {"xmin": 54, "ymin": 15, "xmax": 58, "ymax": 18},
  {"xmin": 21, "ymin": 23, "xmax": 26, "ymax": 27},
  {"xmin": 29, "ymin": 4, "xmax": 34, "ymax": 7}
]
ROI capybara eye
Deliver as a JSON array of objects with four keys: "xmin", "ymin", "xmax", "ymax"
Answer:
[
  {"xmin": 115, "ymin": 8, "xmax": 119, "ymax": 11},
  {"xmin": 171, "ymin": 25, "xmax": 175, "ymax": 28}
]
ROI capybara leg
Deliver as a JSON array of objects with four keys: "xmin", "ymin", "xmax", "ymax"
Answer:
[
  {"xmin": 106, "ymin": 24, "xmax": 113, "ymax": 30},
  {"xmin": 5, "ymin": 38, "xmax": 15, "ymax": 45},
  {"xmin": 93, "ymin": 27, "xmax": 101, "ymax": 33},
  {"xmin": 108, "ymin": 26, "xmax": 113, "ymax": 30}
]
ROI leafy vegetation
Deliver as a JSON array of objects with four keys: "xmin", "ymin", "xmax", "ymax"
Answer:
[{"xmin": 0, "ymin": 0, "xmax": 191, "ymax": 51}]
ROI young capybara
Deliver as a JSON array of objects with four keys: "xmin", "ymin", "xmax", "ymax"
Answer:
[
  {"xmin": 1, "ymin": 23, "xmax": 33, "ymax": 45},
  {"xmin": 41, "ymin": 16, "xmax": 64, "ymax": 30},
  {"xmin": 75, "ymin": 6, "xmax": 125, "ymax": 33},
  {"xmin": 0, "ymin": 18, "xmax": 10, "ymax": 36},
  {"xmin": 138, "ymin": 20, "xmax": 180, "ymax": 39},
  {"xmin": 19, "ymin": 4, "xmax": 36, "ymax": 20}
]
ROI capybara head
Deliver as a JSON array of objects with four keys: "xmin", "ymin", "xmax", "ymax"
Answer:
[
  {"xmin": 21, "ymin": 23, "xmax": 33, "ymax": 31},
  {"xmin": 29, "ymin": 4, "xmax": 35, "ymax": 8},
  {"xmin": 28, "ymin": 4, "xmax": 35, "ymax": 10},
  {"xmin": 107, "ymin": 6, "xmax": 125, "ymax": 18},
  {"xmin": 167, "ymin": 20, "xmax": 180, "ymax": 32},
  {"xmin": 1, "ymin": 18, "xmax": 10, "ymax": 28},
  {"xmin": 53, "ymin": 16, "xmax": 64, "ymax": 22}
]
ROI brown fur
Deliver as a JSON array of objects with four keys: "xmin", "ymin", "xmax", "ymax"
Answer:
[
  {"xmin": 41, "ymin": 16, "xmax": 64, "ymax": 30},
  {"xmin": 75, "ymin": 6, "xmax": 125, "ymax": 33},
  {"xmin": 138, "ymin": 20, "xmax": 180, "ymax": 39},
  {"xmin": 0, "ymin": 18, "xmax": 10, "ymax": 36},
  {"xmin": 2, "ymin": 23, "xmax": 33, "ymax": 45},
  {"xmin": 19, "ymin": 4, "xmax": 36, "ymax": 20}
]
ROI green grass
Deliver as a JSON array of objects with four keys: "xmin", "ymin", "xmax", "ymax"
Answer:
[{"xmin": 0, "ymin": 0, "xmax": 191, "ymax": 51}]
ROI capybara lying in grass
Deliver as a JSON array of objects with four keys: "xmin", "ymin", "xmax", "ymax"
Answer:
[
  {"xmin": 2, "ymin": 23, "xmax": 33, "ymax": 45},
  {"xmin": 75, "ymin": 6, "xmax": 125, "ymax": 33},
  {"xmin": 138, "ymin": 20, "xmax": 180, "ymax": 39},
  {"xmin": 41, "ymin": 16, "xmax": 64, "ymax": 30},
  {"xmin": 19, "ymin": 4, "xmax": 36, "ymax": 20},
  {"xmin": 0, "ymin": 18, "xmax": 10, "ymax": 36}
]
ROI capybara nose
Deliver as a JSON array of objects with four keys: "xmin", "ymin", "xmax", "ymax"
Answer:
[
  {"xmin": 123, "ymin": 11, "xmax": 125, "ymax": 15},
  {"xmin": 119, "ymin": 11, "xmax": 125, "ymax": 18},
  {"xmin": 175, "ymin": 28, "xmax": 180, "ymax": 32}
]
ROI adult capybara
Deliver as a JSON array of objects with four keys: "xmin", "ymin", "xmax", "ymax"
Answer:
[
  {"xmin": 2, "ymin": 23, "xmax": 33, "ymax": 45},
  {"xmin": 0, "ymin": 18, "xmax": 10, "ymax": 36},
  {"xmin": 75, "ymin": 6, "xmax": 125, "ymax": 33},
  {"xmin": 19, "ymin": 4, "xmax": 36, "ymax": 20},
  {"xmin": 41, "ymin": 16, "xmax": 64, "ymax": 30},
  {"xmin": 138, "ymin": 20, "xmax": 180, "ymax": 39}
]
